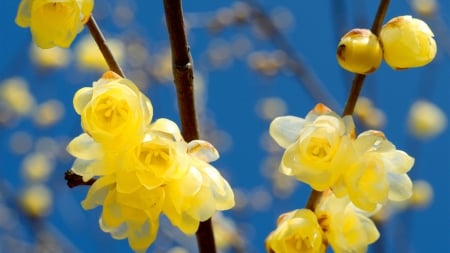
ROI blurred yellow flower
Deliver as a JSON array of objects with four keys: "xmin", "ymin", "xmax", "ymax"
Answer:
[
  {"xmin": 409, "ymin": 179, "xmax": 433, "ymax": 208},
  {"xmin": 380, "ymin": 15, "xmax": 436, "ymax": 69},
  {"xmin": 408, "ymin": 100, "xmax": 447, "ymax": 139},
  {"xmin": 15, "ymin": 0, "xmax": 94, "ymax": 49},
  {"xmin": 21, "ymin": 152, "xmax": 54, "ymax": 182},
  {"xmin": 73, "ymin": 71, "xmax": 153, "ymax": 150},
  {"xmin": 30, "ymin": 44, "xmax": 71, "ymax": 68},
  {"xmin": 265, "ymin": 209, "xmax": 326, "ymax": 253},
  {"xmin": 20, "ymin": 184, "xmax": 53, "ymax": 218},
  {"xmin": 0, "ymin": 77, "xmax": 36, "ymax": 116},
  {"xmin": 32, "ymin": 99, "xmax": 65, "ymax": 127},
  {"xmin": 270, "ymin": 104, "xmax": 356, "ymax": 191},
  {"xmin": 354, "ymin": 97, "xmax": 386, "ymax": 129},
  {"xmin": 75, "ymin": 35, "xmax": 125, "ymax": 72},
  {"xmin": 411, "ymin": 0, "xmax": 437, "ymax": 17},
  {"xmin": 337, "ymin": 29, "xmax": 383, "ymax": 74}
]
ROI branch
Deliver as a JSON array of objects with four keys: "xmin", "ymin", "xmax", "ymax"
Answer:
[
  {"xmin": 162, "ymin": 0, "xmax": 216, "ymax": 253},
  {"xmin": 85, "ymin": 16, "xmax": 125, "ymax": 78}
]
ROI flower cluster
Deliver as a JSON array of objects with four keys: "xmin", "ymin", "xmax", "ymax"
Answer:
[
  {"xmin": 267, "ymin": 104, "xmax": 414, "ymax": 252},
  {"xmin": 67, "ymin": 71, "xmax": 234, "ymax": 252},
  {"xmin": 266, "ymin": 191, "xmax": 379, "ymax": 253},
  {"xmin": 15, "ymin": 0, "xmax": 94, "ymax": 49},
  {"xmin": 337, "ymin": 15, "xmax": 436, "ymax": 73}
]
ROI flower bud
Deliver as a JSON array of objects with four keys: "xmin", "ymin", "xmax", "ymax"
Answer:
[
  {"xmin": 380, "ymin": 16, "xmax": 436, "ymax": 69},
  {"xmin": 337, "ymin": 29, "xmax": 383, "ymax": 74}
]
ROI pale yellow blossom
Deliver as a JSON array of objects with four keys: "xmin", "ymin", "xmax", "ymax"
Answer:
[
  {"xmin": 266, "ymin": 209, "xmax": 326, "ymax": 253},
  {"xmin": 73, "ymin": 71, "xmax": 153, "ymax": 150},
  {"xmin": 270, "ymin": 104, "xmax": 356, "ymax": 191}
]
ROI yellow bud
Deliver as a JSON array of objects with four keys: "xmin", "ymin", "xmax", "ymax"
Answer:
[
  {"xmin": 380, "ymin": 16, "xmax": 436, "ymax": 69},
  {"xmin": 337, "ymin": 29, "xmax": 383, "ymax": 74}
]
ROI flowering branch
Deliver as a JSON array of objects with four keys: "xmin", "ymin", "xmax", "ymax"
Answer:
[
  {"xmin": 64, "ymin": 15, "xmax": 127, "ymax": 189},
  {"xmin": 304, "ymin": 0, "xmax": 391, "ymax": 215},
  {"xmin": 162, "ymin": 0, "xmax": 216, "ymax": 253}
]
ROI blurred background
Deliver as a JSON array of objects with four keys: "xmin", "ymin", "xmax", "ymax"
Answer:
[{"xmin": 0, "ymin": 0, "xmax": 449, "ymax": 252}]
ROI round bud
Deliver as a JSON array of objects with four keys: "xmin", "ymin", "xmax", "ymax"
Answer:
[
  {"xmin": 380, "ymin": 15, "xmax": 436, "ymax": 69},
  {"xmin": 336, "ymin": 28, "xmax": 383, "ymax": 74}
]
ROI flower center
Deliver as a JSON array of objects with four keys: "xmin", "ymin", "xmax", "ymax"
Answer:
[
  {"xmin": 139, "ymin": 143, "xmax": 171, "ymax": 170},
  {"xmin": 94, "ymin": 96, "xmax": 129, "ymax": 130},
  {"xmin": 307, "ymin": 137, "xmax": 332, "ymax": 161}
]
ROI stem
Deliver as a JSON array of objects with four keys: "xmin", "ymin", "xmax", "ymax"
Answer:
[
  {"xmin": 163, "ymin": 1, "xmax": 216, "ymax": 253},
  {"xmin": 85, "ymin": 16, "xmax": 125, "ymax": 77},
  {"xmin": 303, "ymin": 0, "xmax": 391, "ymax": 211}
]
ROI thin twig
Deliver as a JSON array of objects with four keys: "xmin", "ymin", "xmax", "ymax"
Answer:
[
  {"xmin": 85, "ymin": 16, "xmax": 125, "ymax": 77},
  {"xmin": 244, "ymin": 0, "xmax": 342, "ymax": 112},
  {"xmin": 162, "ymin": 1, "xmax": 216, "ymax": 253}
]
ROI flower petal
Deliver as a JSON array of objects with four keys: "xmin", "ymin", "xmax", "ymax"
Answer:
[
  {"xmin": 66, "ymin": 133, "xmax": 102, "ymax": 160},
  {"xmin": 387, "ymin": 173, "xmax": 413, "ymax": 201},
  {"xmin": 269, "ymin": 116, "xmax": 305, "ymax": 148}
]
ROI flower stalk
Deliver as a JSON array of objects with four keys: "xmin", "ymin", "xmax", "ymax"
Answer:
[{"xmin": 85, "ymin": 16, "xmax": 125, "ymax": 77}]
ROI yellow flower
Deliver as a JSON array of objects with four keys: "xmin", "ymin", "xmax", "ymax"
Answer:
[
  {"xmin": 270, "ymin": 104, "xmax": 356, "ymax": 191},
  {"xmin": 265, "ymin": 209, "xmax": 326, "ymax": 253},
  {"xmin": 336, "ymin": 29, "xmax": 383, "ymax": 74},
  {"xmin": 73, "ymin": 71, "xmax": 153, "ymax": 150},
  {"xmin": 380, "ymin": 15, "xmax": 436, "ymax": 69},
  {"xmin": 117, "ymin": 119, "xmax": 189, "ymax": 192},
  {"xmin": 316, "ymin": 191, "xmax": 379, "ymax": 253},
  {"xmin": 68, "ymin": 114, "xmax": 234, "ymax": 251},
  {"xmin": 15, "ymin": 0, "xmax": 94, "ymax": 49},
  {"xmin": 342, "ymin": 130, "xmax": 414, "ymax": 211},
  {"xmin": 82, "ymin": 175, "xmax": 164, "ymax": 253},
  {"xmin": 163, "ymin": 141, "xmax": 234, "ymax": 234}
]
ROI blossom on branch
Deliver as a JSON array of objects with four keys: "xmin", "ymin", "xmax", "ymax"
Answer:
[
  {"xmin": 269, "ymin": 104, "xmax": 414, "ymax": 212},
  {"xmin": 67, "ymin": 72, "xmax": 234, "ymax": 252},
  {"xmin": 15, "ymin": 0, "xmax": 94, "ymax": 48}
]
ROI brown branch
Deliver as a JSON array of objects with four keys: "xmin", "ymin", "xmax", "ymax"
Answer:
[
  {"xmin": 85, "ymin": 16, "xmax": 125, "ymax": 78},
  {"xmin": 64, "ymin": 170, "xmax": 95, "ymax": 188},
  {"xmin": 163, "ymin": 1, "xmax": 216, "ymax": 253},
  {"xmin": 303, "ymin": 0, "xmax": 391, "ymax": 216}
]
